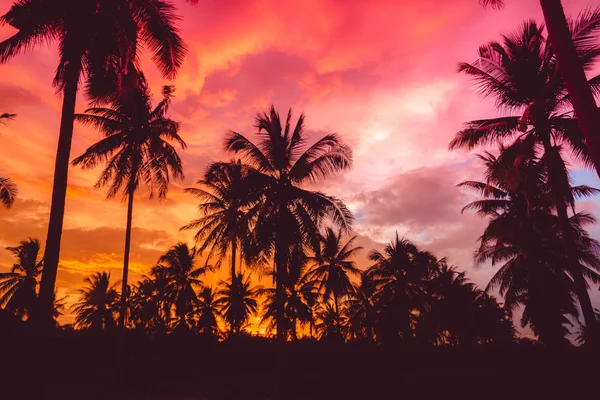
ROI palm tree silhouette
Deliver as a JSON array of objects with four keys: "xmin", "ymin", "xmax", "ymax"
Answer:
[
  {"xmin": 449, "ymin": 19, "xmax": 600, "ymax": 333},
  {"xmin": 73, "ymin": 75, "xmax": 185, "ymax": 328},
  {"xmin": 194, "ymin": 286, "xmax": 220, "ymax": 338},
  {"xmin": 0, "ymin": 0, "xmax": 189, "ymax": 324},
  {"xmin": 0, "ymin": 238, "xmax": 43, "ymax": 319},
  {"xmin": 225, "ymin": 105, "xmax": 353, "ymax": 340},
  {"xmin": 216, "ymin": 273, "xmax": 259, "ymax": 335},
  {"xmin": 346, "ymin": 272, "xmax": 378, "ymax": 342},
  {"xmin": 315, "ymin": 302, "xmax": 346, "ymax": 341},
  {"xmin": 151, "ymin": 243, "xmax": 207, "ymax": 331},
  {"xmin": 480, "ymin": 2, "xmax": 600, "ymax": 172},
  {"xmin": 183, "ymin": 161, "xmax": 261, "ymax": 279},
  {"xmin": 460, "ymin": 152, "xmax": 600, "ymax": 345},
  {"xmin": 368, "ymin": 235, "xmax": 441, "ymax": 343},
  {"xmin": 129, "ymin": 276, "xmax": 170, "ymax": 335},
  {"xmin": 417, "ymin": 263, "xmax": 515, "ymax": 346},
  {"xmin": 72, "ymin": 272, "xmax": 120, "ymax": 332},
  {"xmin": 260, "ymin": 248, "xmax": 320, "ymax": 340},
  {"xmin": 307, "ymin": 227, "xmax": 362, "ymax": 319},
  {"xmin": 0, "ymin": 112, "xmax": 17, "ymax": 208}
]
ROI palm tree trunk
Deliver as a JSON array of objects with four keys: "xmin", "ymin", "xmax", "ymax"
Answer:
[
  {"xmin": 37, "ymin": 65, "xmax": 80, "ymax": 328},
  {"xmin": 275, "ymin": 247, "xmax": 286, "ymax": 342},
  {"xmin": 334, "ymin": 293, "xmax": 340, "ymax": 316},
  {"xmin": 542, "ymin": 140, "xmax": 597, "ymax": 333},
  {"xmin": 231, "ymin": 233, "xmax": 237, "ymax": 279},
  {"xmin": 540, "ymin": 0, "xmax": 600, "ymax": 176},
  {"xmin": 118, "ymin": 187, "xmax": 135, "ymax": 329}
]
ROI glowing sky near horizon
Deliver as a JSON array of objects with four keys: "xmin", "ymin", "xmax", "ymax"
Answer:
[{"xmin": 1, "ymin": 0, "xmax": 599, "ymax": 326}]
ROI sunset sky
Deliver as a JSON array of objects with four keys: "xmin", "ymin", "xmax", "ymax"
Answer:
[{"xmin": 1, "ymin": 0, "xmax": 599, "ymax": 327}]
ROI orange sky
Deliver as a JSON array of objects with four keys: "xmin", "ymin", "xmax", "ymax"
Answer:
[{"xmin": 1, "ymin": 0, "xmax": 599, "ymax": 326}]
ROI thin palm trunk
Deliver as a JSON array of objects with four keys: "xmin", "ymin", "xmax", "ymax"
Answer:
[
  {"xmin": 542, "ymin": 139, "xmax": 597, "ymax": 332},
  {"xmin": 334, "ymin": 293, "xmax": 340, "ymax": 320},
  {"xmin": 231, "ymin": 233, "xmax": 237, "ymax": 279},
  {"xmin": 119, "ymin": 187, "xmax": 135, "ymax": 329},
  {"xmin": 38, "ymin": 65, "xmax": 80, "ymax": 327},
  {"xmin": 275, "ymin": 244, "xmax": 286, "ymax": 341},
  {"xmin": 540, "ymin": 0, "xmax": 600, "ymax": 176}
]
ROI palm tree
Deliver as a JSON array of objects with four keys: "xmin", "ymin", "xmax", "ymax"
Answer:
[
  {"xmin": 151, "ymin": 243, "xmax": 207, "ymax": 331},
  {"xmin": 460, "ymin": 152, "xmax": 600, "ymax": 345},
  {"xmin": 260, "ymin": 248, "xmax": 320, "ymax": 340},
  {"xmin": 182, "ymin": 161, "xmax": 261, "ymax": 279},
  {"xmin": 307, "ymin": 227, "xmax": 362, "ymax": 317},
  {"xmin": 367, "ymin": 235, "xmax": 440, "ymax": 343},
  {"xmin": 0, "ymin": 0, "xmax": 189, "ymax": 323},
  {"xmin": 345, "ymin": 272, "xmax": 378, "ymax": 342},
  {"xmin": 216, "ymin": 273, "xmax": 259, "ymax": 335},
  {"xmin": 315, "ymin": 302, "xmax": 346, "ymax": 341},
  {"xmin": 0, "ymin": 238, "xmax": 43, "ymax": 319},
  {"xmin": 72, "ymin": 272, "xmax": 120, "ymax": 331},
  {"xmin": 225, "ymin": 105, "xmax": 353, "ymax": 340},
  {"xmin": 73, "ymin": 76, "xmax": 185, "ymax": 328},
  {"xmin": 129, "ymin": 276, "xmax": 170, "ymax": 335},
  {"xmin": 0, "ymin": 112, "xmax": 17, "ymax": 208},
  {"xmin": 416, "ymin": 263, "xmax": 514, "ymax": 346},
  {"xmin": 194, "ymin": 286, "xmax": 220, "ymax": 338},
  {"xmin": 480, "ymin": 1, "xmax": 600, "ymax": 172},
  {"xmin": 449, "ymin": 18, "xmax": 600, "ymax": 332}
]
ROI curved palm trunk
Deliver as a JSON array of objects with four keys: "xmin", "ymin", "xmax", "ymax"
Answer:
[
  {"xmin": 541, "ymin": 0, "xmax": 600, "ymax": 176},
  {"xmin": 118, "ymin": 187, "xmax": 135, "ymax": 329},
  {"xmin": 543, "ymin": 140, "xmax": 597, "ymax": 333},
  {"xmin": 38, "ymin": 65, "xmax": 80, "ymax": 328}
]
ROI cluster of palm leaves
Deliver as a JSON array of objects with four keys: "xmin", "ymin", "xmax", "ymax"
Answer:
[
  {"xmin": 0, "ymin": 239, "xmax": 65, "ymax": 324},
  {"xmin": 0, "ymin": 112, "xmax": 17, "ymax": 208},
  {"xmin": 452, "ymin": 14, "xmax": 600, "ymax": 345},
  {"xmin": 62, "ymin": 232, "xmax": 514, "ymax": 345}
]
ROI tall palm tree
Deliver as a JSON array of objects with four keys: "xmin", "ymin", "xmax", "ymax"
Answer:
[
  {"xmin": 72, "ymin": 272, "xmax": 120, "ymax": 331},
  {"xmin": 449, "ymin": 19, "xmax": 600, "ymax": 331},
  {"xmin": 225, "ymin": 105, "xmax": 353, "ymax": 340},
  {"xmin": 0, "ymin": 238, "xmax": 43, "ymax": 319},
  {"xmin": 216, "ymin": 273, "xmax": 259, "ymax": 335},
  {"xmin": 73, "ymin": 76, "xmax": 185, "ymax": 328},
  {"xmin": 307, "ymin": 227, "xmax": 362, "ymax": 317},
  {"xmin": 151, "ymin": 243, "xmax": 207, "ymax": 331},
  {"xmin": 0, "ymin": 0, "xmax": 189, "ymax": 323},
  {"xmin": 460, "ymin": 152, "xmax": 600, "ymax": 345},
  {"xmin": 182, "ymin": 161, "xmax": 261, "ymax": 279},
  {"xmin": 481, "ymin": 1, "xmax": 600, "ymax": 172},
  {"xmin": 0, "ymin": 112, "xmax": 17, "ymax": 208}
]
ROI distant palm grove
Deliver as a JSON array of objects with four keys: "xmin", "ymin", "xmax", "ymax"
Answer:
[{"xmin": 2, "ymin": 0, "xmax": 600, "ymax": 352}]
